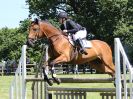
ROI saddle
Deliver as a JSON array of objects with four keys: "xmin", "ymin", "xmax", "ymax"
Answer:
[{"xmin": 67, "ymin": 34, "xmax": 92, "ymax": 48}]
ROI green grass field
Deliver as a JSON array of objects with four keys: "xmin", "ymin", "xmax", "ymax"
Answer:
[
  {"xmin": 0, "ymin": 74, "xmax": 115, "ymax": 99},
  {"xmin": 0, "ymin": 76, "xmax": 14, "ymax": 99}
]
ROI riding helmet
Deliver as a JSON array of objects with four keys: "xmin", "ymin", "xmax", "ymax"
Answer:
[{"xmin": 58, "ymin": 12, "xmax": 68, "ymax": 19}]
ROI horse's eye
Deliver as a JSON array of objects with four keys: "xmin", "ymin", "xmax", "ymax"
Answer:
[{"xmin": 33, "ymin": 28, "xmax": 37, "ymax": 31}]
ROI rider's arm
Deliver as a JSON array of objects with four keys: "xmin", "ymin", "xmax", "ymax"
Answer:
[
  {"xmin": 60, "ymin": 24, "xmax": 65, "ymax": 31},
  {"xmin": 66, "ymin": 20, "xmax": 80, "ymax": 34}
]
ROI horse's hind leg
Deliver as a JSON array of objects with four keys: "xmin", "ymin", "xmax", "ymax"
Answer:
[
  {"xmin": 100, "ymin": 49, "xmax": 115, "ymax": 78},
  {"xmin": 95, "ymin": 55, "xmax": 118, "ymax": 87},
  {"xmin": 92, "ymin": 41, "xmax": 115, "ymax": 77},
  {"xmin": 89, "ymin": 61, "xmax": 114, "ymax": 76}
]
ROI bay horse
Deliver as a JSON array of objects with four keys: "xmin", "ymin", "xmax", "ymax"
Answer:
[{"xmin": 26, "ymin": 18, "xmax": 115, "ymax": 86}]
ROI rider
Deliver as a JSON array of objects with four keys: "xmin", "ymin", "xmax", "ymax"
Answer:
[{"xmin": 58, "ymin": 12, "xmax": 88, "ymax": 55}]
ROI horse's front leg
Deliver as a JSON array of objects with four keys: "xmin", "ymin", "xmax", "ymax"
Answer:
[
  {"xmin": 42, "ymin": 66, "xmax": 53, "ymax": 86},
  {"xmin": 49, "ymin": 55, "xmax": 68, "ymax": 85},
  {"xmin": 50, "ymin": 66, "xmax": 61, "ymax": 84}
]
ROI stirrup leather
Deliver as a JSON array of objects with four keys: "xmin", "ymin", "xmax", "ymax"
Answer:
[{"xmin": 79, "ymin": 48, "xmax": 88, "ymax": 55}]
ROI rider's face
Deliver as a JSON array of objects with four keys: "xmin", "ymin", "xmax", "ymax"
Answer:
[{"xmin": 59, "ymin": 18, "xmax": 65, "ymax": 24}]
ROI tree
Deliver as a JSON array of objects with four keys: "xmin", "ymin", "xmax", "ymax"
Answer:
[
  {"xmin": 26, "ymin": 0, "xmax": 132, "ymax": 44},
  {"xmin": 26, "ymin": 0, "xmax": 133, "ymax": 62},
  {"xmin": 0, "ymin": 27, "xmax": 26, "ymax": 60},
  {"xmin": 0, "ymin": 18, "xmax": 58, "ymax": 62}
]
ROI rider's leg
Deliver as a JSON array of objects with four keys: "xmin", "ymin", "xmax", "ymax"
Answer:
[
  {"xmin": 75, "ymin": 38, "xmax": 88, "ymax": 55},
  {"xmin": 72, "ymin": 30, "xmax": 88, "ymax": 55}
]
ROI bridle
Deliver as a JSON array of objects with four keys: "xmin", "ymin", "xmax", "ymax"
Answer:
[
  {"xmin": 28, "ymin": 22, "xmax": 42, "ymax": 42},
  {"xmin": 28, "ymin": 21, "xmax": 67, "ymax": 46}
]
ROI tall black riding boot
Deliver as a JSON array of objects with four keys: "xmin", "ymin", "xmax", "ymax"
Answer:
[{"xmin": 75, "ymin": 39, "xmax": 88, "ymax": 55}]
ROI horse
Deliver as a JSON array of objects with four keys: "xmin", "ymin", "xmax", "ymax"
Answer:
[{"xmin": 26, "ymin": 18, "xmax": 115, "ymax": 86}]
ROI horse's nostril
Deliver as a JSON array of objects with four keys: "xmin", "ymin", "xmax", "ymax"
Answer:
[
  {"xmin": 26, "ymin": 40, "xmax": 29, "ymax": 45},
  {"xmin": 26, "ymin": 39, "xmax": 35, "ymax": 47}
]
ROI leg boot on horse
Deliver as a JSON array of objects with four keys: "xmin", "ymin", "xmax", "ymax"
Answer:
[
  {"xmin": 42, "ymin": 67, "xmax": 53, "ymax": 86},
  {"xmin": 51, "ymin": 66, "xmax": 61, "ymax": 85}
]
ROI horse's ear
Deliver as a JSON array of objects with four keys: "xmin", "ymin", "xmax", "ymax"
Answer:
[{"xmin": 34, "ymin": 18, "xmax": 39, "ymax": 24}]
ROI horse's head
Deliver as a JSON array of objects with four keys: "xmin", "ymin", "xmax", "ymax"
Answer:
[
  {"xmin": 26, "ymin": 18, "xmax": 45, "ymax": 47},
  {"xmin": 26, "ymin": 18, "xmax": 66, "ymax": 47}
]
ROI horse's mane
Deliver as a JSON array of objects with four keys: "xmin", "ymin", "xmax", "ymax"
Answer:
[
  {"xmin": 31, "ymin": 19, "xmax": 64, "ymax": 36},
  {"xmin": 31, "ymin": 19, "xmax": 56, "ymax": 28},
  {"xmin": 41, "ymin": 20, "xmax": 51, "ymax": 25},
  {"xmin": 40, "ymin": 20, "xmax": 62, "ymax": 34}
]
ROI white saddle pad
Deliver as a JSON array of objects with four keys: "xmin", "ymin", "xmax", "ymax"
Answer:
[
  {"xmin": 68, "ymin": 35, "xmax": 92, "ymax": 48},
  {"xmin": 82, "ymin": 39, "xmax": 92, "ymax": 48}
]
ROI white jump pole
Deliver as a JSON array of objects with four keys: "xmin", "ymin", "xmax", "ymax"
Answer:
[
  {"xmin": 22, "ymin": 45, "xmax": 27, "ymax": 99},
  {"xmin": 115, "ymin": 38, "xmax": 122, "ymax": 99}
]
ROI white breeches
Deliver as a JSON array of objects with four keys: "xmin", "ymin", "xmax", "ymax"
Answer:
[{"xmin": 72, "ymin": 29, "xmax": 87, "ymax": 40}]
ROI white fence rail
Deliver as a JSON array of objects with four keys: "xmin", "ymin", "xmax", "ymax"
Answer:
[
  {"xmin": 115, "ymin": 38, "xmax": 133, "ymax": 99},
  {"xmin": 9, "ymin": 45, "xmax": 27, "ymax": 99}
]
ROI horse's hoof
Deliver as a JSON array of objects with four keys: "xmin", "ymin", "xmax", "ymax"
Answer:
[
  {"xmin": 47, "ymin": 79, "xmax": 53, "ymax": 86},
  {"xmin": 54, "ymin": 78, "xmax": 61, "ymax": 85}
]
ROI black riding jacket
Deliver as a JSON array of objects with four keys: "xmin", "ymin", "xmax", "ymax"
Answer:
[{"xmin": 60, "ymin": 19, "xmax": 84, "ymax": 34}]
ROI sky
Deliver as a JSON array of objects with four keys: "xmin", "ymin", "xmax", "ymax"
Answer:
[{"xmin": 0, "ymin": 0, "xmax": 29, "ymax": 28}]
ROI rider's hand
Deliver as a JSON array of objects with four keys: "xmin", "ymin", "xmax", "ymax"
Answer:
[{"xmin": 63, "ymin": 30, "xmax": 68, "ymax": 33}]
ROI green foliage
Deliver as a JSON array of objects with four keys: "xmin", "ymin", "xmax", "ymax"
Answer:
[
  {"xmin": 26, "ymin": 0, "xmax": 58, "ymax": 19},
  {"xmin": 26, "ymin": 0, "xmax": 133, "ymax": 63},
  {"xmin": 19, "ymin": 19, "xmax": 31, "ymax": 33},
  {"xmin": 0, "ymin": 18, "xmax": 57, "ymax": 62},
  {"xmin": 0, "ymin": 27, "xmax": 26, "ymax": 60},
  {"xmin": 0, "ymin": 18, "xmax": 44, "ymax": 62},
  {"xmin": 0, "ymin": 0, "xmax": 132, "ymax": 63},
  {"xmin": 26, "ymin": 0, "xmax": 133, "ymax": 44},
  {"xmin": 48, "ymin": 18, "xmax": 60, "ymax": 29}
]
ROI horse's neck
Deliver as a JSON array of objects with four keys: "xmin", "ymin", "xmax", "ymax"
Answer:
[
  {"xmin": 44, "ymin": 26, "xmax": 66, "ymax": 43},
  {"xmin": 41, "ymin": 21, "xmax": 66, "ymax": 39},
  {"xmin": 42, "ymin": 22, "xmax": 73, "ymax": 55},
  {"xmin": 43, "ymin": 24, "xmax": 62, "ymax": 38}
]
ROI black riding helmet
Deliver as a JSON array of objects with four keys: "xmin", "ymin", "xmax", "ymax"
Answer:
[{"xmin": 58, "ymin": 12, "xmax": 68, "ymax": 19}]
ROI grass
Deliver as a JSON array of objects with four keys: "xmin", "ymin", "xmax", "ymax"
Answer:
[
  {"xmin": 0, "ymin": 74, "xmax": 115, "ymax": 99},
  {"xmin": 0, "ymin": 76, "xmax": 14, "ymax": 99}
]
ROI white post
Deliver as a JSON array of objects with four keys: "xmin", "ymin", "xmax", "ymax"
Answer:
[
  {"xmin": 123, "ymin": 58, "xmax": 127, "ymax": 99},
  {"xmin": 130, "ymin": 70, "xmax": 133, "ymax": 99},
  {"xmin": 22, "ymin": 45, "xmax": 27, "ymax": 99},
  {"xmin": 18, "ymin": 60, "xmax": 22, "ymax": 99},
  {"xmin": 115, "ymin": 38, "xmax": 122, "ymax": 99},
  {"xmin": 10, "ymin": 84, "xmax": 14, "ymax": 99},
  {"xmin": 9, "ymin": 45, "xmax": 27, "ymax": 99},
  {"xmin": 15, "ymin": 74, "xmax": 17, "ymax": 99}
]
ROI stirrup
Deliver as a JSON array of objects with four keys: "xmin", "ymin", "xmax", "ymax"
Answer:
[{"xmin": 80, "ymin": 49, "xmax": 88, "ymax": 55}]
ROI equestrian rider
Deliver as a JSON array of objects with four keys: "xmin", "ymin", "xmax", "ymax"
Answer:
[{"xmin": 58, "ymin": 12, "xmax": 88, "ymax": 55}]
